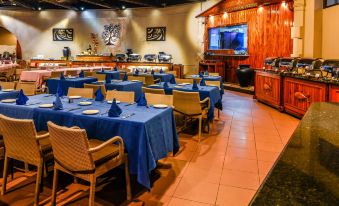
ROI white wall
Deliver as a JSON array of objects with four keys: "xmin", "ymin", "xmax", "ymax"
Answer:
[
  {"xmin": 0, "ymin": 0, "xmax": 219, "ymax": 67},
  {"xmin": 322, "ymin": 4, "xmax": 339, "ymax": 59}
]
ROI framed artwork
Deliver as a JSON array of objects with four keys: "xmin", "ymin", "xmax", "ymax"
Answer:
[
  {"xmin": 53, "ymin": 28, "xmax": 74, "ymax": 41},
  {"xmin": 146, "ymin": 27, "xmax": 166, "ymax": 41},
  {"xmin": 102, "ymin": 23, "xmax": 122, "ymax": 46}
]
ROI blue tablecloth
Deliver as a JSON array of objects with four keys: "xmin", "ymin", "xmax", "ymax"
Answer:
[
  {"xmin": 148, "ymin": 83, "xmax": 221, "ymax": 120},
  {"xmin": 46, "ymin": 77, "xmax": 98, "ymax": 95},
  {"xmin": 96, "ymin": 71, "xmax": 120, "ymax": 80},
  {"xmin": 189, "ymin": 75, "xmax": 224, "ymax": 95},
  {"xmin": 105, "ymin": 80, "xmax": 143, "ymax": 101},
  {"xmin": 0, "ymin": 90, "xmax": 19, "ymax": 100},
  {"xmin": 0, "ymin": 94, "xmax": 179, "ymax": 189}
]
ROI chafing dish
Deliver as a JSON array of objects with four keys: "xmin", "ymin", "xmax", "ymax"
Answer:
[
  {"xmin": 144, "ymin": 54, "xmax": 157, "ymax": 62},
  {"xmin": 294, "ymin": 58, "xmax": 323, "ymax": 76},
  {"xmin": 128, "ymin": 54, "xmax": 141, "ymax": 62},
  {"xmin": 320, "ymin": 59, "xmax": 339, "ymax": 79},
  {"xmin": 115, "ymin": 54, "xmax": 127, "ymax": 62},
  {"xmin": 279, "ymin": 57, "xmax": 298, "ymax": 72},
  {"xmin": 158, "ymin": 52, "xmax": 172, "ymax": 63},
  {"xmin": 264, "ymin": 57, "xmax": 280, "ymax": 70}
]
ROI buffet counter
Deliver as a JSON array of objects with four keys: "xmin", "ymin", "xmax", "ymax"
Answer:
[
  {"xmin": 250, "ymin": 102, "xmax": 339, "ymax": 205},
  {"xmin": 254, "ymin": 70, "xmax": 339, "ymax": 118}
]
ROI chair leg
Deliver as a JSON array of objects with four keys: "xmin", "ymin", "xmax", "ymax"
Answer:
[
  {"xmin": 51, "ymin": 168, "xmax": 58, "ymax": 206},
  {"xmin": 218, "ymin": 109, "xmax": 220, "ymax": 119},
  {"xmin": 24, "ymin": 162, "xmax": 29, "ymax": 172},
  {"xmin": 1, "ymin": 155, "xmax": 9, "ymax": 195},
  {"xmin": 198, "ymin": 116, "xmax": 202, "ymax": 143},
  {"xmin": 34, "ymin": 161, "xmax": 43, "ymax": 206},
  {"xmin": 89, "ymin": 175, "xmax": 96, "ymax": 206},
  {"xmin": 10, "ymin": 158, "xmax": 14, "ymax": 181},
  {"xmin": 124, "ymin": 157, "xmax": 132, "ymax": 201}
]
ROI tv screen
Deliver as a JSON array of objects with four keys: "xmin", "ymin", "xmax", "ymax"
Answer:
[{"xmin": 208, "ymin": 24, "xmax": 248, "ymax": 55}]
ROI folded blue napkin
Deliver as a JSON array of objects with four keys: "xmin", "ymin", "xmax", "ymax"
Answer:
[
  {"xmin": 204, "ymin": 71, "xmax": 209, "ymax": 76},
  {"xmin": 200, "ymin": 78, "xmax": 206, "ymax": 86},
  {"xmin": 151, "ymin": 69, "xmax": 155, "ymax": 75},
  {"xmin": 163, "ymin": 82, "xmax": 169, "ymax": 88},
  {"xmin": 79, "ymin": 71, "xmax": 84, "ymax": 78},
  {"xmin": 56, "ymin": 81, "xmax": 63, "ymax": 97},
  {"xmin": 16, "ymin": 89, "xmax": 29, "ymax": 105},
  {"xmin": 95, "ymin": 88, "xmax": 104, "ymax": 101},
  {"xmin": 108, "ymin": 99, "xmax": 122, "ymax": 117},
  {"xmin": 144, "ymin": 69, "xmax": 148, "ymax": 73},
  {"xmin": 135, "ymin": 69, "xmax": 139, "ymax": 75},
  {"xmin": 137, "ymin": 93, "xmax": 147, "ymax": 106},
  {"xmin": 101, "ymin": 67, "xmax": 104, "ymax": 72},
  {"xmin": 199, "ymin": 71, "xmax": 204, "ymax": 78},
  {"xmin": 105, "ymin": 74, "xmax": 112, "ymax": 83},
  {"xmin": 192, "ymin": 80, "xmax": 199, "ymax": 90},
  {"xmin": 53, "ymin": 94, "xmax": 63, "ymax": 110},
  {"xmin": 123, "ymin": 73, "xmax": 128, "ymax": 81},
  {"xmin": 0, "ymin": 86, "xmax": 2, "ymax": 91},
  {"xmin": 159, "ymin": 68, "xmax": 164, "ymax": 73},
  {"xmin": 60, "ymin": 72, "xmax": 65, "ymax": 80},
  {"xmin": 114, "ymin": 66, "xmax": 118, "ymax": 71}
]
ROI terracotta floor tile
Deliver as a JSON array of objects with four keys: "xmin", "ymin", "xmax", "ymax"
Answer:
[
  {"xmin": 223, "ymin": 157, "xmax": 258, "ymax": 173},
  {"xmin": 182, "ymin": 164, "xmax": 222, "ymax": 184},
  {"xmin": 256, "ymin": 141, "xmax": 284, "ymax": 153},
  {"xmin": 220, "ymin": 169, "xmax": 260, "ymax": 190},
  {"xmin": 216, "ymin": 185, "xmax": 256, "ymax": 206},
  {"xmin": 258, "ymin": 161, "xmax": 275, "ymax": 176},
  {"xmin": 256, "ymin": 150, "xmax": 280, "ymax": 162},
  {"xmin": 157, "ymin": 158, "xmax": 189, "ymax": 178},
  {"xmin": 228, "ymin": 138, "xmax": 256, "ymax": 149},
  {"xmin": 150, "ymin": 176, "xmax": 181, "ymax": 196},
  {"xmin": 226, "ymin": 146, "xmax": 257, "ymax": 160},
  {"xmin": 255, "ymin": 134, "xmax": 282, "ymax": 144},
  {"xmin": 168, "ymin": 197, "xmax": 213, "ymax": 206},
  {"xmin": 173, "ymin": 179, "xmax": 219, "ymax": 205}
]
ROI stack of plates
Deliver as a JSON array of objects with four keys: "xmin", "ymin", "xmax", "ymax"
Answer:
[
  {"xmin": 153, "ymin": 104, "xmax": 168, "ymax": 109},
  {"xmin": 82, "ymin": 110, "xmax": 99, "ymax": 115},
  {"xmin": 1, "ymin": 99, "xmax": 16, "ymax": 103},
  {"xmin": 39, "ymin": 104, "xmax": 53, "ymax": 108},
  {"xmin": 68, "ymin": 96, "xmax": 82, "ymax": 99},
  {"xmin": 107, "ymin": 100, "xmax": 121, "ymax": 104},
  {"xmin": 78, "ymin": 101, "xmax": 92, "ymax": 106},
  {"xmin": 2, "ymin": 89, "xmax": 15, "ymax": 92}
]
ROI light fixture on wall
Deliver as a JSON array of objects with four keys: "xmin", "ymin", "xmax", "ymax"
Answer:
[
  {"xmin": 121, "ymin": 5, "xmax": 126, "ymax": 10},
  {"xmin": 258, "ymin": 5, "xmax": 264, "ymax": 12},
  {"xmin": 223, "ymin": 12, "xmax": 228, "ymax": 19},
  {"xmin": 38, "ymin": 6, "xmax": 42, "ymax": 11},
  {"xmin": 281, "ymin": 1, "xmax": 287, "ymax": 9},
  {"xmin": 80, "ymin": 7, "xmax": 85, "ymax": 11}
]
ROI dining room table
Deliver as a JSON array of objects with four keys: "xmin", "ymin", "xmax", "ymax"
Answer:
[
  {"xmin": 0, "ymin": 63, "xmax": 18, "ymax": 72},
  {"xmin": 148, "ymin": 82, "xmax": 221, "ymax": 120},
  {"xmin": 46, "ymin": 77, "xmax": 98, "ymax": 95},
  {"xmin": 134, "ymin": 73, "xmax": 176, "ymax": 84},
  {"xmin": 0, "ymin": 90, "xmax": 20, "ymax": 100},
  {"xmin": 187, "ymin": 74, "xmax": 224, "ymax": 95},
  {"xmin": 0, "ymin": 94, "xmax": 179, "ymax": 189},
  {"xmin": 104, "ymin": 80, "xmax": 143, "ymax": 101},
  {"xmin": 96, "ymin": 70, "xmax": 120, "ymax": 80}
]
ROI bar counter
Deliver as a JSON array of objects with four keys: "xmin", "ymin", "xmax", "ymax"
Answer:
[{"xmin": 250, "ymin": 102, "xmax": 339, "ymax": 205}]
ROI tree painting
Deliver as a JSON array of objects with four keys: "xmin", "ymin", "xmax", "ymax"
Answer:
[{"xmin": 102, "ymin": 24, "xmax": 121, "ymax": 46}]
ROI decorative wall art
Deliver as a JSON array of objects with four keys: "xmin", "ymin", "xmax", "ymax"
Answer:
[
  {"xmin": 146, "ymin": 27, "xmax": 166, "ymax": 41},
  {"xmin": 53, "ymin": 28, "xmax": 73, "ymax": 41},
  {"xmin": 102, "ymin": 24, "xmax": 122, "ymax": 46}
]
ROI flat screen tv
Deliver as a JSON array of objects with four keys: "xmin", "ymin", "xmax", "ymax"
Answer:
[{"xmin": 208, "ymin": 24, "xmax": 248, "ymax": 55}]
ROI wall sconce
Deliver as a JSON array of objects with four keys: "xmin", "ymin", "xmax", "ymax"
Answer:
[
  {"xmin": 258, "ymin": 5, "xmax": 264, "ymax": 12},
  {"xmin": 223, "ymin": 12, "xmax": 228, "ymax": 19},
  {"xmin": 281, "ymin": 1, "xmax": 287, "ymax": 9}
]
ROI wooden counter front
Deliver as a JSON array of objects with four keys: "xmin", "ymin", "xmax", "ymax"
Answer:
[{"xmin": 329, "ymin": 84, "xmax": 339, "ymax": 102}]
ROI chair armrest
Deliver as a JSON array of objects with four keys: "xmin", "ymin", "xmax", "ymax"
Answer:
[
  {"xmin": 36, "ymin": 133, "xmax": 49, "ymax": 140},
  {"xmin": 70, "ymin": 126, "xmax": 81, "ymax": 130},
  {"xmin": 88, "ymin": 136, "xmax": 124, "ymax": 154},
  {"xmin": 200, "ymin": 97, "xmax": 210, "ymax": 109},
  {"xmin": 154, "ymin": 78, "xmax": 161, "ymax": 83}
]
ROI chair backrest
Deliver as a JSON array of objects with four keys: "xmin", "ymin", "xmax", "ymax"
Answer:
[
  {"xmin": 65, "ymin": 70, "xmax": 78, "ymax": 77},
  {"xmin": 15, "ymin": 68, "xmax": 25, "ymax": 76},
  {"xmin": 51, "ymin": 71, "xmax": 63, "ymax": 78},
  {"xmin": 205, "ymin": 81, "xmax": 221, "ymax": 89},
  {"xmin": 84, "ymin": 83, "xmax": 106, "ymax": 97},
  {"xmin": 68, "ymin": 87, "xmax": 93, "ymax": 98},
  {"xmin": 173, "ymin": 90, "xmax": 202, "ymax": 115},
  {"xmin": 84, "ymin": 71, "xmax": 94, "ymax": 77},
  {"xmin": 143, "ymin": 87, "xmax": 165, "ymax": 95},
  {"xmin": 209, "ymin": 73, "xmax": 219, "ymax": 76},
  {"xmin": 0, "ymin": 114, "xmax": 41, "ymax": 164},
  {"xmin": 47, "ymin": 122, "xmax": 95, "ymax": 174},
  {"xmin": 119, "ymin": 73, "xmax": 126, "ymax": 80},
  {"xmin": 175, "ymin": 78, "xmax": 193, "ymax": 84},
  {"xmin": 145, "ymin": 76, "xmax": 155, "ymax": 86},
  {"xmin": 0, "ymin": 81, "xmax": 16, "ymax": 90},
  {"xmin": 145, "ymin": 93, "xmax": 173, "ymax": 106},
  {"xmin": 94, "ymin": 73, "xmax": 106, "ymax": 81},
  {"xmin": 106, "ymin": 90, "xmax": 134, "ymax": 103},
  {"xmin": 128, "ymin": 76, "xmax": 146, "ymax": 84},
  {"xmin": 16, "ymin": 82, "xmax": 36, "ymax": 96}
]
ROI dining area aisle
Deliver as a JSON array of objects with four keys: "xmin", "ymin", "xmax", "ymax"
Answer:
[{"xmin": 0, "ymin": 90, "xmax": 299, "ymax": 206}]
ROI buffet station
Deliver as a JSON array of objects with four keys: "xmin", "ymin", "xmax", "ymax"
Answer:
[{"xmin": 254, "ymin": 57, "xmax": 339, "ymax": 118}]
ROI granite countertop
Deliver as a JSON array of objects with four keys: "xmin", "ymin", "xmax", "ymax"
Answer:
[{"xmin": 250, "ymin": 102, "xmax": 339, "ymax": 205}]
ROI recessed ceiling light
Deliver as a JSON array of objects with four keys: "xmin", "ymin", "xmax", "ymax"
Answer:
[
  {"xmin": 80, "ymin": 7, "xmax": 85, "ymax": 11},
  {"xmin": 122, "ymin": 5, "xmax": 126, "ymax": 10},
  {"xmin": 38, "ymin": 6, "xmax": 42, "ymax": 10}
]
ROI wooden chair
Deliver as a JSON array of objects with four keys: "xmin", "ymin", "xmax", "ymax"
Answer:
[
  {"xmin": 0, "ymin": 81, "xmax": 16, "ymax": 90},
  {"xmin": 175, "ymin": 78, "xmax": 193, "ymax": 84},
  {"xmin": 119, "ymin": 73, "xmax": 126, "ymax": 80},
  {"xmin": 94, "ymin": 73, "xmax": 106, "ymax": 81},
  {"xmin": 0, "ymin": 67, "xmax": 15, "ymax": 82},
  {"xmin": 84, "ymin": 83, "xmax": 106, "ymax": 97},
  {"xmin": 47, "ymin": 122, "xmax": 131, "ymax": 206},
  {"xmin": 143, "ymin": 87, "xmax": 165, "ymax": 95},
  {"xmin": 50, "ymin": 71, "xmax": 63, "ymax": 78},
  {"xmin": 16, "ymin": 82, "xmax": 36, "ymax": 96},
  {"xmin": 145, "ymin": 93, "xmax": 173, "ymax": 106},
  {"xmin": 106, "ymin": 90, "xmax": 134, "ymax": 103},
  {"xmin": 173, "ymin": 90, "xmax": 210, "ymax": 142},
  {"xmin": 128, "ymin": 76, "xmax": 146, "ymax": 84},
  {"xmin": 67, "ymin": 88, "xmax": 94, "ymax": 98},
  {"xmin": 14, "ymin": 68, "xmax": 25, "ymax": 81},
  {"xmin": 209, "ymin": 72, "xmax": 219, "ymax": 76},
  {"xmin": 84, "ymin": 71, "xmax": 95, "ymax": 77},
  {"xmin": 145, "ymin": 76, "xmax": 159, "ymax": 86},
  {"xmin": 65, "ymin": 70, "xmax": 78, "ymax": 77},
  {"xmin": 0, "ymin": 115, "xmax": 53, "ymax": 206}
]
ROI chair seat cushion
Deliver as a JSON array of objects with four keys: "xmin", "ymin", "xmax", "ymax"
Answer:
[{"xmin": 88, "ymin": 139, "xmax": 120, "ymax": 167}]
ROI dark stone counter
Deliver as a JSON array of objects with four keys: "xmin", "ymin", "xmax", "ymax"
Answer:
[{"xmin": 250, "ymin": 102, "xmax": 339, "ymax": 205}]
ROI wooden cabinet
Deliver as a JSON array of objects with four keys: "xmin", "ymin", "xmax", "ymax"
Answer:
[
  {"xmin": 255, "ymin": 71, "xmax": 282, "ymax": 110},
  {"xmin": 172, "ymin": 64, "xmax": 184, "ymax": 78},
  {"xmin": 283, "ymin": 77, "xmax": 327, "ymax": 117},
  {"xmin": 199, "ymin": 61, "xmax": 225, "ymax": 81},
  {"xmin": 329, "ymin": 85, "xmax": 339, "ymax": 102}
]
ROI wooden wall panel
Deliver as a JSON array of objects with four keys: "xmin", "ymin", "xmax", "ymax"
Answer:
[{"xmin": 203, "ymin": 2, "xmax": 293, "ymax": 83}]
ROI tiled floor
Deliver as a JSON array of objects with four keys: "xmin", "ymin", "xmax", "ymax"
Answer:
[{"xmin": 0, "ymin": 90, "xmax": 299, "ymax": 206}]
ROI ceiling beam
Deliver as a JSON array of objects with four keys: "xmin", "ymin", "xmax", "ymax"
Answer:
[
  {"xmin": 6, "ymin": 0, "xmax": 33, "ymax": 9},
  {"xmin": 41, "ymin": 0, "xmax": 79, "ymax": 10},
  {"xmin": 79, "ymin": 0, "xmax": 118, "ymax": 9},
  {"xmin": 119, "ymin": 0, "xmax": 154, "ymax": 7}
]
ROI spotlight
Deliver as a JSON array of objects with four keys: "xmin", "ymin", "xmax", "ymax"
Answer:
[
  {"xmin": 121, "ymin": 5, "xmax": 126, "ymax": 10},
  {"xmin": 281, "ymin": 1, "xmax": 287, "ymax": 8},
  {"xmin": 38, "ymin": 6, "xmax": 42, "ymax": 11},
  {"xmin": 12, "ymin": 2, "xmax": 16, "ymax": 6},
  {"xmin": 80, "ymin": 7, "xmax": 85, "ymax": 11},
  {"xmin": 258, "ymin": 5, "xmax": 264, "ymax": 12}
]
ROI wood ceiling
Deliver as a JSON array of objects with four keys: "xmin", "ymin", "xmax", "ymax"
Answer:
[{"xmin": 0, "ymin": 0, "xmax": 206, "ymax": 10}]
